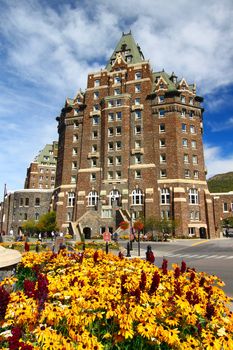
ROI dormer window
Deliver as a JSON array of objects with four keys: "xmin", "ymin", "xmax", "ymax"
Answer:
[
  {"xmin": 181, "ymin": 95, "xmax": 186, "ymax": 103},
  {"xmin": 158, "ymin": 95, "xmax": 165, "ymax": 103}
]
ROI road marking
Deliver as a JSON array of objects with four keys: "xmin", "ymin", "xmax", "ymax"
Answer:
[
  {"xmin": 214, "ymin": 255, "xmax": 227, "ymax": 259},
  {"xmin": 191, "ymin": 240, "xmax": 210, "ymax": 247},
  {"xmin": 206, "ymin": 255, "xmax": 218, "ymax": 259},
  {"xmin": 196, "ymin": 255, "xmax": 208, "ymax": 258},
  {"xmin": 163, "ymin": 254, "xmax": 233, "ymax": 260},
  {"xmin": 225, "ymin": 256, "xmax": 233, "ymax": 259}
]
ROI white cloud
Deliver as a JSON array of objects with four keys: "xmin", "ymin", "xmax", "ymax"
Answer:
[{"xmin": 204, "ymin": 144, "xmax": 233, "ymax": 178}]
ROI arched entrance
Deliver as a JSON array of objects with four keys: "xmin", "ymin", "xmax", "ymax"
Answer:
[
  {"xmin": 199, "ymin": 227, "xmax": 207, "ymax": 239},
  {"xmin": 83, "ymin": 227, "xmax": 91, "ymax": 239}
]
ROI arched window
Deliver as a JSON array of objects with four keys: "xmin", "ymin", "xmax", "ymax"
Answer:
[
  {"xmin": 68, "ymin": 192, "xmax": 75, "ymax": 207},
  {"xmin": 132, "ymin": 189, "xmax": 143, "ymax": 205},
  {"xmin": 189, "ymin": 188, "xmax": 198, "ymax": 204},
  {"xmin": 109, "ymin": 189, "xmax": 121, "ymax": 206},
  {"xmin": 88, "ymin": 191, "xmax": 99, "ymax": 207},
  {"xmin": 160, "ymin": 188, "xmax": 170, "ymax": 204}
]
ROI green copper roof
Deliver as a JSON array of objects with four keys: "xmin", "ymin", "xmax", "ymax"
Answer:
[
  {"xmin": 34, "ymin": 144, "xmax": 57, "ymax": 165},
  {"xmin": 106, "ymin": 31, "xmax": 145, "ymax": 70},
  {"xmin": 152, "ymin": 71, "xmax": 177, "ymax": 92}
]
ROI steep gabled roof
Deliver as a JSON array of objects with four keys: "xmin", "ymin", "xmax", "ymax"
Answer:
[{"xmin": 106, "ymin": 31, "xmax": 145, "ymax": 70}]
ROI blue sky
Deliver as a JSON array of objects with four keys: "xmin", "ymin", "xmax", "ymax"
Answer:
[{"xmin": 1, "ymin": 0, "xmax": 233, "ymax": 193}]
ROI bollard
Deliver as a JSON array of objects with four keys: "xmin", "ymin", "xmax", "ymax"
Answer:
[
  {"xmin": 126, "ymin": 242, "xmax": 131, "ymax": 257},
  {"xmin": 105, "ymin": 241, "xmax": 109, "ymax": 254},
  {"xmin": 129, "ymin": 240, "xmax": 133, "ymax": 250}
]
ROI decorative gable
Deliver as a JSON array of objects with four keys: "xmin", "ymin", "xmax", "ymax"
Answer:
[{"xmin": 155, "ymin": 76, "xmax": 168, "ymax": 92}]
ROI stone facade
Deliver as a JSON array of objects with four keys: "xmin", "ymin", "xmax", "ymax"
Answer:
[
  {"xmin": 1, "ymin": 189, "xmax": 53, "ymax": 235},
  {"xmin": 211, "ymin": 192, "xmax": 233, "ymax": 232},
  {"xmin": 52, "ymin": 32, "xmax": 217, "ymax": 239}
]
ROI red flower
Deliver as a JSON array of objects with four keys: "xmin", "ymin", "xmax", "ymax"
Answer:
[{"xmin": 119, "ymin": 221, "xmax": 129, "ymax": 230}]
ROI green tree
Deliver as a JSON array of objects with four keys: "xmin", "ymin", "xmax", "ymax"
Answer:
[
  {"xmin": 36, "ymin": 211, "xmax": 58, "ymax": 233},
  {"xmin": 21, "ymin": 219, "xmax": 38, "ymax": 236},
  {"xmin": 222, "ymin": 216, "xmax": 233, "ymax": 228},
  {"xmin": 144, "ymin": 216, "xmax": 179, "ymax": 240}
]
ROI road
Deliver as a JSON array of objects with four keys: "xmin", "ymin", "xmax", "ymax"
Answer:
[{"xmin": 127, "ymin": 238, "xmax": 233, "ymax": 298}]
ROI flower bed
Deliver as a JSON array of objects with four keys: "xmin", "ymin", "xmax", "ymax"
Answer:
[
  {"xmin": 0, "ymin": 242, "xmax": 48, "ymax": 252},
  {"xmin": 0, "ymin": 249, "xmax": 232, "ymax": 349}
]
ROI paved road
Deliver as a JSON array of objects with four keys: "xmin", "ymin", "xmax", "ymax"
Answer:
[{"xmin": 127, "ymin": 238, "xmax": 233, "ymax": 298}]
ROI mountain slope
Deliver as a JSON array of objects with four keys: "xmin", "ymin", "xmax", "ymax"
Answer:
[{"xmin": 207, "ymin": 172, "xmax": 233, "ymax": 193}]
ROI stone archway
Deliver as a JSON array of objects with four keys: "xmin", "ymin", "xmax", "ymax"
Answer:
[{"xmin": 83, "ymin": 227, "xmax": 91, "ymax": 239}]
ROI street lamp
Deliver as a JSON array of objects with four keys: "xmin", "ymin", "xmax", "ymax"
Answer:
[{"xmin": 133, "ymin": 220, "xmax": 144, "ymax": 257}]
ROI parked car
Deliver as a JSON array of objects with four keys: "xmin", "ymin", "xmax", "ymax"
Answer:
[{"xmin": 223, "ymin": 228, "xmax": 233, "ymax": 237}]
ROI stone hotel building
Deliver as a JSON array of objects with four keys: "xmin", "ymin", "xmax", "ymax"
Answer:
[{"xmin": 53, "ymin": 32, "xmax": 217, "ymax": 238}]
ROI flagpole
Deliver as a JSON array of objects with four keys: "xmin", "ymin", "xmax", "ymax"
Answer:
[{"xmin": 0, "ymin": 184, "xmax": 7, "ymax": 233}]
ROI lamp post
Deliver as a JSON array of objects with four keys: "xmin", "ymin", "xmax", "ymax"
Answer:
[{"xmin": 133, "ymin": 220, "xmax": 144, "ymax": 257}]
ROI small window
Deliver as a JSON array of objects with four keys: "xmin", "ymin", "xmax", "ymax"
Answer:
[
  {"xmin": 24, "ymin": 213, "xmax": 27, "ymax": 221},
  {"xmin": 108, "ymin": 157, "xmax": 113, "ymax": 166},
  {"xmin": 108, "ymin": 142, "xmax": 114, "ymax": 151},
  {"xmin": 116, "ymin": 99, "xmax": 122, "ymax": 106},
  {"xmin": 135, "ymin": 140, "xmax": 141, "ymax": 149},
  {"xmin": 25, "ymin": 198, "xmax": 29, "ymax": 206},
  {"xmin": 135, "ymin": 125, "xmax": 141, "ymax": 134},
  {"xmin": 159, "ymin": 123, "xmax": 165, "ymax": 132},
  {"xmin": 189, "ymin": 189, "xmax": 199, "ymax": 204},
  {"xmin": 108, "ymin": 113, "xmax": 114, "ymax": 122},
  {"xmin": 135, "ymin": 110, "xmax": 141, "ymax": 120},
  {"xmin": 189, "ymin": 111, "xmax": 194, "ymax": 118},
  {"xmin": 108, "ymin": 171, "xmax": 113, "ymax": 179},
  {"xmin": 114, "ymin": 88, "xmax": 121, "ymax": 96},
  {"xmin": 116, "ymin": 156, "xmax": 121, "ymax": 165},
  {"xmin": 35, "ymin": 213, "xmax": 39, "ymax": 221},
  {"xmin": 135, "ymin": 71, "xmax": 141, "ymax": 80},
  {"xmin": 90, "ymin": 173, "xmax": 96, "ymax": 181},
  {"xmin": 190, "ymin": 125, "xmax": 196, "ymax": 134},
  {"xmin": 135, "ymin": 84, "xmax": 141, "ymax": 93},
  {"xmin": 94, "ymin": 91, "xmax": 99, "ymax": 100},
  {"xmin": 108, "ymin": 100, "xmax": 114, "ymax": 108},
  {"xmin": 116, "ymin": 141, "xmax": 122, "ymax": 150},
  {"xmin": 108, "ymin": 127, "xmax": 114, "ymax": 137},
  {"xmin": 160, "ymin": 154, "xmax": 166, "ymax": 163},
  {"xmin": 94, "ymin": 79, "xmax": 100, "ymax": 87},
  {"xmin": 182, "ymin": 138, "xmax": 188, "ymax": 147},
  {"xmin": 190, "ymin": 98, "xmax": 194, "ymax": 105},
  {"xmin": 160, "ymin": 169, "xmax": 167, "ymax": 178},
  {"xmin": 116, "ymin": 171, "xmax": 121, "ymax": 179},
  {"xmin": 114, "ymin": 76, "xmax": 121, "ymax": 84},
  {"xmin": 160, "ymin": 188, "xmax": 170, "ymax": 204},
  {"xmin": 92, "ymin": 144, "xmax": 97, "ymax": 152},
  {"xmin": 159, "ymin": 109, "xmax": 165, "ymax": 117},
  {"xmin": 182, "ymin": 123, "xmax": 187, "ymax": 132},
  {"xmin": 92, "ymin": 130, "xmax": 98, "ymax": 139},
  {"xmin": 116, "ymin": 126, "xmax": 121, "ymax": 135},
  {"xmin": 135, "ymin": 170, "xmax": 142, "ymax": 179},
  {"xmin": 72, "ymin": 148, "xmax": 78, "ymax": 156},
  {"xmin": 192, "ymin": 155, "xmax": 198, "ymax": 164},
  {"xmin": 194, "ymin": 170, "xmax": 199, "ymax": 179},
  {"xmin": 181, "ymin": 109, "xmax": 186, "ymax": 117},
  {"xmin": 191, "ymin": 140, "xmax": 197, "ymax": 149},
  {"xmin": 73, "ymin": 134, "xmax": 78, "ymax": 142},
  {"xmin": 74, "ymin": 121, "xmax": 79, "ymax": 128},
  {"xmin": 135, "ymin": 154, "xmax": 141, "ymax": 164},
  {"xmin": 68, "ymin": 192, "xmax": 75, "ymax": 207},
  {"xmin": 71, "ymin": 175, "xmax": 77, "ymax": 183},
  {"xmin": 35, "ymin": 198, "xmax": 40, "ymax": 206},
  {"xmin": 159, "ymin": 139, "xmax": 166, "ymax": 147},
  {"xmin": 223, "ymin": 203, "xmax": 228, "ymax": 212},
  {"xmin": 93, "ymin": 104, "xmax": 99, "ymax": 111},
  {"xmin": 134, "ymin": 98, "xmax": 140, "ymax": 105},
  {"xmin": 39, "ymin": 168, "xmax": 43, "ymax": 173},
  {"xmin": 116, "ymin": 111, "xmax": 122, "ymax": 120},
  {"xmin": 91, "ymin": 159, "xmax": 97, "ymax": 167},
  {"xmin": 158, "ymin": 95, "xmax": 165, "ymax": 103},
  {"xmin": 181, "ymin": 95, "xmax": 186, "ymax": 103},
  {"xmin": 185, "ymin": 169, "xmax": 190, "ymax": 178},
  {"xmin": 184, "ymin": 154, "xmax": 189, "ymax": 163},
  {"xmin": 93, "ymin": 116, "xmax": 99, "ymax": 125}
]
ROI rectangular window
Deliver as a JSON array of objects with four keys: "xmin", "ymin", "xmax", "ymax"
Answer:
[
  {"xmin": 189, "ymin": 111, "xmax": 194, "ymax": 118},
  {"xmin": 194, "ymin": 170, "xmax": 199, "ymax": 179},
  {"xmin": 116, "ymin": 99, "xmax": 122, "ymax": 106},
  {"xmin": 93, "ymin": 104, "xmax": 99, "ymax": 111},
  {"xmin": 91, "ymin": 159, "xmax": 97, "ymax": 167},
  {"xmin": 108, "ymin": 113, "xmax": 114, "ymax": 122},
  {"xmin": 72, "ymin": 148, "xmax": 78, "ymax": 156},
  {"xmin": 108, "ymin": 127, "xmax": 114, "ymax": 137},
  {"xmin": 74, "ymin": 121, "xmax": 79, "ymax": 128},
  {"xmin": 190, "ymin": 125, "xmax": 196, "ymax": 134},
  {"xmin": 93, "ymin": 116, "xmax": 99, "ymax": 125},
  {"xmin": 135, "ymin": 140, "xmax": 141, "ymax": 149},
  {"xmin": 192, "ymin": 155, "xmax": 198, "ymax": 164},
  {"xmin": 135, "ymin": 98, "xmax": 140, "ymax": 105},
  {"xmin": 182, "ymin": 123, "xmax": 187, "ymax": 132},
  {"xmin": 71, "ymin": 175, "xmax": 77, "ymax": 183},
  {"xmin": 116, "ymin": 126, "xmax": 121, "ymax": 135},
  {"xmin": 182, "ymin": 138, "xmax": 188, "ymax": 147},
  {"xmin": 116, "ymin": 156, "xmax": 121, "ymax": 165},
  {"xmin": 135, "ymin": 170, "xmax": 142, "ymax": 179},
  {"xmin": 159, "ymin": 109, "xmax": 165, "ymax": 117},
  {"xmin": 73, "ymin": 134, "xmax": 78, "ymax": 142},
  {"xmin": 185, "ymin": 169, "xmax": 190, "ymax": 178},
  {"xmin": 135, "ymin": 71, "xmax": 142, "ymax": 80},
  {"xmin": 90, "ymin": 173, "xmax": 96, "ymax": 181},
  {"xmin": 160, "ymin": 154, "xmax": 166, "ymax": 163},
  {"xmin": 159, "ymin": 123, "xmax": 165, "ymax": 132},
  {"xmin": 116, "ymin": 171, "xmax": 121, "ymax": 179},
  {"xmin": 72, "ymin": 161, "xmax": 77, "ymax": 169},
  {"xmin": 108, "ymin": 171, "xmax": 113, "ymax": 179},
  {"xmin": 94, "ymin": 91, "xmax": 99, "ymax": 100},
  {"xmin": 158, "ymin": 95, "xmax": 165, "ymax": 103},
  {"xmin": 92, "ymin": 130, "xmax": 98, "ymax": 139},
  {"xmin": 190, "ymin": 98, "xmax": 194, "ymax": 105},
  {"xmin": 160, "ymin": 169, "xmax": 167, "ymax": 178},
  {"xmin": 159, "ymin": 139, "xmax": 166, "ymax": 147},
  {"xmin": 181, "ymin": 95, "xmax": 186, "ymax": 103},
  {"xmin": 135, "ymin": 84, "xmax": 141, "ymax": 93},
  {"xmin": 114, "ymin": 88, "xmax": 121, "ymax": 95},
  {"xmin": 135, "ymin": 110, "xmax": 141, "ymax": 120},
  {"xmin": 108, "ymin": 142, "xmax": 114, "ymax": 151},
  {"xmin": 135, "ymin": 125, "xmax": 141, "ymax": 134},
  {"xmin": 116, "ymin": 141, "xmax": 122, "ymax": 150},
  {"xmin": 114, "ymin": 76, "xmax": 121, "ymax": 84},
  {"xmin": 191, "ymin": 140, "xmax": 197, "ymax": 149},
  {"xmin": 94, "ymin": 79, "xmax": 100, "ymax": 87},
  {"xmin": 116, "ymin": 111, "xmax": 122, "ymax": 120},
  {"xmin": 108, "ymin": 100, "xmax": 114, "ymax": 108},
  {"xmin": 25, "ymin": 198, "xmax": 29, "ymax": 206},
  {"xmin": 184, "ymin": 154, "xmax": 189, "ymax": 163},
  {"xmin": 108, "ymin": 157, "xmax": 113, "ymax": 166},
  {"xmin": 181, "ymin": 109, "xmax": 186, "ymax": 117},
  {"xmin": 92, "ymin": 144, "xmax": 97, "ymax": 152},
  {"xmin": 223, "ymin": 203, "xmax": 228, "ymax": 212},
  {"xmin": 135, "ymin": 154, "xmax": 141, "ymax": 164}
]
